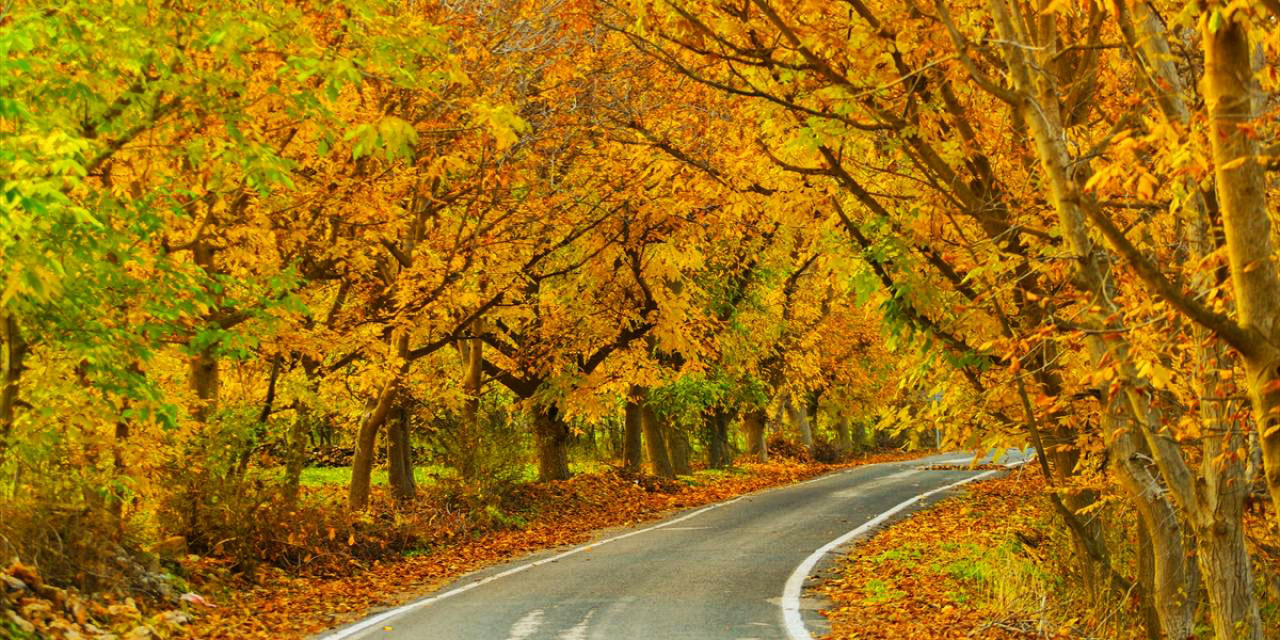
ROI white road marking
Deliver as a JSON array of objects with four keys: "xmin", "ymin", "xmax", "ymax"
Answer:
[
  {"xmin": 319, "ymin": 494, "xmax": 750, "ymax": 639},
  {"xmin": 557, "ymin": 609, "xmax": 595, "ymax": 640},
  {"xmin": 506, "ymin": 609, "xmax": 544, "ymax": 640},
  {"xmin": 780, "ymin": 457, "xmax": 1029, "ymax": 640}
]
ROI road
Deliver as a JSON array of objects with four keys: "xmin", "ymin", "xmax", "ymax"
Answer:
[{"xmin": 320, "ymin": 450, "xmax": 1027, "ymax": 640}]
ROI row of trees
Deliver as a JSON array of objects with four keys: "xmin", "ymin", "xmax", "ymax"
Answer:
[
  {"xmin": 7, "ymin": 0, "xmax": 1279, "ymax": 635},
  {"xmin": 0, "ymin": 0, "xmax": 898, "ymax": 587},
  {"xmin": 611, "ymin": 0, "xmax": 1280, "ymax": 637}
]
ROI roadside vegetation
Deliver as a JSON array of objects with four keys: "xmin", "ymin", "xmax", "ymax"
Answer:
[{"xmin": 819, "ymin": 471, "xmax": 1280, "ymax": 639}]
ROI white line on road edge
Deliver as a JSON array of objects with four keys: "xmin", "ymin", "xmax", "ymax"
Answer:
[
  {"xmin": 780, "ymin": 460, "xmax": 1025, "ymax": 640},
  {"xmin": 319, "ymin": 495, "xmax": 749, "ymax": 640}
]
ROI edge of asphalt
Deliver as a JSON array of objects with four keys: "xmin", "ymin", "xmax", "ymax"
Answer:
[
  {"xmin": 317, "ymin": 451, "xmax": 999, "ymax": 640},
  {"xmin": 780, "ymin": 455, "xmax": 1031, "ymax": 640}
]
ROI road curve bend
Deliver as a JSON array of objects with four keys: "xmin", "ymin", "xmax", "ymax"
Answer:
[{"xmin": 320, "ymin": 450, "xmax": 1028, "ymax": 640}]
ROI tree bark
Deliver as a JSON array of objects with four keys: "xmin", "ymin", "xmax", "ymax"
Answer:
[
  {"xmin": 349, "ymin": 379, "xmax": 398, "ymax": 511},
  {"xmin": 623, "ymin": 388, "xmax": 644, "ymax": 473},
  {"xmin": 783, "ymin": 392, "xmax": 813, "ymax": 449},
  {"xmin": 534, "ymin": 404, "xmax": 571, "ymax": 481},
  {"xmin": 458, "ymin": 323, "xmax": 484, "ymax": 480},
  {"xmin": 188, "ymin": 346, "xmax": 219, "ymax": 423},
  {"xmin": 706, "ymin": 407, "xmax": 734, "ymax": 468},
  {"xmin": 387, "ymin": 402, "xmax": 416, "ymax": 502},
  {"xmin": 1203, "ymin": 13, "xmax": 1280, "ymax": 524},
  {"xmin": 1195, "ymin": 516, "xmax": 1262, "ymax": 640},
  {"xmin": 283, "ymin": 408, "xmax": 310, "ymax": 506},
  {"xmin": 833, "ymin": 414, "xmax": 853, "ymax": 455},
  {"xmin": 667, "ymin": 422, "xmax": 691, "ymax": 476},
  {"xmin": 0, "ymin": 313, "xmax": 27, "ymax": 456},
  {"xmin": 1113, "ymin": 431, "xmax": 1199, "ymax": 639},
  {"xmin": 641, "ymin": 400, "xmax": 675, "ymax": 478},
  {"xmin": 1135, "ymin": 520, "xmax": 1162, "ymax": 640},
  {"xmin": 742, "ymin": 408, "xmax": 768, "ymax": 462}
]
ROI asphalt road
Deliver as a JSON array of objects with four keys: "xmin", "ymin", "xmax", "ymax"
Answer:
[{"xmin": 320, "ymin": 450, "xmax": 1027, "ymax": 640}]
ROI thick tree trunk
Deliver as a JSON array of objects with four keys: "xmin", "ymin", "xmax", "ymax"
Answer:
[
  {"xmin": 349, "ymin": 380, "xmax": 397, "ymax": 511},
  {"xmin": 742, "ymin": 408, "xmax": 768, "ymax": 462},
  {"xmin": 534, "ymin": 405, "xmax": 571, "ymax": 482},
  {"xmin": 387, "ymin": 403, "xmax": 416, "ymax": 502},
  {"xmin": 1113, "ymin": 431, "xmax": 1199, "ymax": 639},
  {"xmin": 1135, "ymin": 521, "xmax": 1162, "ymax": 640},
  {"xmin": 667, "ymin": 423, "xmax": 691, "ymax": 476},
  {"xmin": 1202, "ymin": 15, "xmax": 1280, "ymax": 525},
  {"xmin": 833, "ymin": 414, "xmax": 853, "ymax": 455},
  {"xmin": 706, "ymin": 408, "xmax": 733, "ymax": 468},
  {"xmin": 641, "ymin": 401, "xmax": 675, "ymax": 478},
  {"xmin": 1195, "ymin": 520, "xmax": 1262, "ymax": 640},
  {"xmin": 623, "ymin": 388, "xmax": 644, "ymax": 473}
]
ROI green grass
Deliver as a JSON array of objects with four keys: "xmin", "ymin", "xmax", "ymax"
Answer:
[
  {"xmin": 300, "ymin": 460, "xmax": 619, "ymax": 488},
  {"xmin": 299, "ymin": 464, "xmax": 452, "ymax": 487}
]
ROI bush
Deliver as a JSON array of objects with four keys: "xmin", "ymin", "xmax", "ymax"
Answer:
[
  {"xmin": 811, "ymin": 438, "xmax": 840, "ymax": 464},
  {"xmin": 766, "ymin": 435, "xmax": 811, "ymax": 462}
]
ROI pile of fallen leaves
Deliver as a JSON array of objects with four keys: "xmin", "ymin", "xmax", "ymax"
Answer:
[
  {"xmin": 1, "ymin": 562, "xmax": 194, "ymax": 639},
  {"xmin": 816, "ymin": 469, "xmax": 1089, "ymax": 640},
  {"xmin": 180, "ymin": 452, "xmax": 920, "ymax": 639},
  {"xmin": 921, "ymin": 463, "xmax": 1006, "ymax": 471}
]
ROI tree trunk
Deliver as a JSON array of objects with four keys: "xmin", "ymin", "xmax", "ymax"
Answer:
[
  {"xmin": 188, "ymin": 345, "xmax": 219, "ymax": 423},
  {"xmin": 783, "ymin": 393, "xmax": 813, "ymax": 449},
  {"xmin": 283, "ymin": 408, "xmax": 310, "ymax": 506},
  {"xmin": 459, "ymin": 324, "xmax": 483, "ymax": 480},
  {"xmin": 1202, "ymin": 13, "xmax": 1280, "ymax": 525},
  {"xmin": 1135, "ymin": 520, "xmax": 1162, "ymax": 640},
  {"xmin": 833, "ymin": 414, "xmax": 853, "ymax": 455},
  {"xmin": 742, "ymin": 408, "xmax": 768, "ymax": 462},
  {"xmin": 706, "ymin": 408, "xmax": 733, "ymax": 468},
  {"xmin": 0, "ymin": 313, "xmax": 27, "ymax": 458},
  {"xmin": 1195, "ymin": 518, "xmax": 1262, "ymax": 640},
  {"xmin": 534, "ymin": 404, "xmax": 571, "ymax": 481},
  {"xmin": 387, "ymin": 403, "xmax": 416, "ymax": 502},
  {"xmin": 642, "ymin": 401, "xmax": 675, "ymax": 478},
  {"xmin": 623, "ymin": 388, "xmax": 644, "ymax": 473},
  {"xmin": 667, "ymin": 423, "xmax": 691, "ymax": 476},
  {"xmin": 1113, "ymin": 431, "xmax": 1199, "ymax": 639},
  {"xmin": 349, "ymin": 379, "xmax": 397, "ymax": 511}
]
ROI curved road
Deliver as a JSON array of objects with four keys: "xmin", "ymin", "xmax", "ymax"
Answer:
[{"xmin": 321, "ymin": 450, "xmax": 1027, "ymax": 640}]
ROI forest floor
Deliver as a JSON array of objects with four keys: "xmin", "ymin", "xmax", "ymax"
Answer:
[
  {"xmin": 0, "ymin": 451, "xmax": 929, "ymax": 640},
  {"xmin": 814, "ymin": 469, "xmax": 1280, "ymax": 639}
]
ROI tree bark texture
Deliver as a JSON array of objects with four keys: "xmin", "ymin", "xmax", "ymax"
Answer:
[
  {"xmin": 534, "ymin": 404, "xmax": 571, "ymax": 482},
  {"xmin": 349, "ymin": 379, "xmax": 398, "ymax": 511},
  {"xmin": 743, "ymin": 408, "xmax": 768, "ymax": 462},
  {"xmin": 387, "ymin": 403, "xmax": 416, "ymax": 502},
  {"xmin": 623, "ymin": 388, "xmax": 644, "ymax": 473},
  {"xmin": 641, "ymin": 400, "xmax": 675, "ymax": 478},
  {"xmin": 1203, "ymin": 14, "xmax": 1280, "ymax": 525},
  {"xmin": 0, "ymin": 313, "xmax": 27, "ymax": 455},
  {"xmin": 705, "ymin": 407, "xmax": 733, "ymax": 468}
]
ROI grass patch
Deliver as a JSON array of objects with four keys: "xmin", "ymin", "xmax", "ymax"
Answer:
[{"xmin": 299, "ymin": 465, "xmax": 451, "ymax": 488}]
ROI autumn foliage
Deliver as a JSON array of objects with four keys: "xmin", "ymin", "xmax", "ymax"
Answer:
[{"xmin": 5, "ymin": 0, "xmax": 1280, "ymax": 637}]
